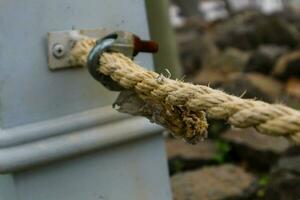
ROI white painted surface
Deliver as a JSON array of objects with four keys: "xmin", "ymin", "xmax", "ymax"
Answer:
[{"xmin": 0, "ymin": 0, "xmax": 153, "ymax": 128}]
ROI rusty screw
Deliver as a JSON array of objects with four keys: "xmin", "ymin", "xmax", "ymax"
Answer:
[{"xmin": 133, "ymin": 35, "xmax": 159, "ymax": 56}]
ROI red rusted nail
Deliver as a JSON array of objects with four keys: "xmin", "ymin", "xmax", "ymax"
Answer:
[{"xmin": 133, "ymin": 35, "xmax": 159, "ymax": 56}]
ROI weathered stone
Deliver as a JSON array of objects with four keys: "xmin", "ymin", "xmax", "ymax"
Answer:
[
  {"xmin": 175, "ymin": 16, "xmax": 206, "ymax": 31},
  {"xmin": 166, "ymin": 139, "xmax": 218, "ymax": 160},
  {"xmin": 197, "ymin": 34, "xmax": 221, "ymax": 67},
  {"xmin": 263, "ymin": 145, "xmax": 300, "ymax": 199},
  {"xmin": 214, "ymin": 11, "xmax": 300, "ymax": 50},
  {"xmin": 277, "ymin": 155, "xmax": 300, "ymax": 174},
  {"xmin": 171, "ymin": 0, "xmax": 201, "ymax": 17},
  {"xmin": 221, "ymin": 73, "xmax": 283, "ymax": 102},
  {"xmin": 245, "ymin": 45, "xmax": 287, "ymax": 74},
  {"xmin": 176, "ymin": 31, "xmax": 204, "ymax": 75},
  {"xmin": 265, "ymin": 146, "xmax": 300, "ymax": 200},
  {"xmin": 192, "ymin": 72, "xmax": 283, "ymax": 102},
  {"xmin": 176, "ymin": 32, "xmax": 222, "ymax": 75},
  {"xmin": 276, "ymin": 145, "xmax": 300, "ymax": 174},
  {"xmin": 190, "ymin": 69, "xmax": 231, "ymax": 86},
  {"xmin": 280, "ymin": 95, "xmax": 300, "ymax": 110},
  {"xmin": 264, "ymin": 170, "xmax": 300, "ymax": 200},
  {"xmin": 273, "ymin": 50, "xmax": 300, "ymax": 79},
  {"xmin": 166, "ymin": 139, "xmax": 218, "ymax": 174},
  {"xmin": 285, "ymin": 77, "xmax": 300, "ymax": 99},
  {"xmin": 282, "ymin": 144, "xmax": 300, "ymax": 157},
  {"xmin": 244, "ymin": 73, "xmax": 283, "ymax": 100},
  {"xmin": 204, "ymin": 48, "xmax": 251, "ymax": 73},
  {"xmin": 171, "ymin": 164, "xmax": 257, "ymax": 200},
  {"xmin": 221, "ymin": 128, "xmax": 290, "ymax": 171}
]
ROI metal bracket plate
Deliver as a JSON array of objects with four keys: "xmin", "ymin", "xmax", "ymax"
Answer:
[{"xmin": 47, "ymin": 28, "xmax": 113, "ymax": 70}]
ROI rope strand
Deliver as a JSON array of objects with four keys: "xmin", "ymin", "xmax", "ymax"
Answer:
[{"xmin": 69, "ymin": 39, "xmax": 300, "ymax": 144}]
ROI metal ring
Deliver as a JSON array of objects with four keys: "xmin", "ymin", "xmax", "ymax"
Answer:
[{"xmin": 87, "ymin": 33, "xmax": 124, "ymax": 91}]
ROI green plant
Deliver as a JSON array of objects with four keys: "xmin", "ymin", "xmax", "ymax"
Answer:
[
  {"xmin": 256, "ymin": 175, "xmax": 270, "ymax": 198},
  {"xmin": 213, "ymin": 141, "xmax": 231, "ymax": 163},
  {"xmin": 258, "ymin": 175, "xmax": 269, "ymax": 186}
]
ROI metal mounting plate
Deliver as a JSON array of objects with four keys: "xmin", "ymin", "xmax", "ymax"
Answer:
[{"xmin": 47, "ymin": 28, "xmax": 113, "ymax": 70}]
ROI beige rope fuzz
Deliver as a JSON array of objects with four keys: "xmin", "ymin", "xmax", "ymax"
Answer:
[{"xmin": 69, "ymin": 39, "xmax": 300, "ymax": 144}]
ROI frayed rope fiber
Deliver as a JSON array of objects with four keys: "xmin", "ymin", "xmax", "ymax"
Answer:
[{"xmin": 69, "ymin": 39, "xmax": 300, "ymax": 144}]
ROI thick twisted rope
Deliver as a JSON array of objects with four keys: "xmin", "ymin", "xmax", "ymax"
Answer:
[{"xmin": 69, "ymin": 39, "xmax": 300, "ymax": 144}]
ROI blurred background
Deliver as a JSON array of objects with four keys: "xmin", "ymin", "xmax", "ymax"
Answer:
[{"xmin": 151, "ymin": 0, "xmax": 300, "ymax": 199}]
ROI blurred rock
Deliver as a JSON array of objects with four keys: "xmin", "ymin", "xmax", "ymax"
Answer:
[
  {"xmin": 264, "ymin": 170, "xmax": 300, "ymax": 200},
  {"xmin": 194, "ymin": 72, "xmax": 264, "ymax": 99},
  {"xmin": 204, "ymin": 48, "xmax": 251, "ymax": 73},
  {"xmin": 277, "ymin": 154, "xmax": 300, "ymax": 174},
  {"xmin": 166, "ymin": 139, "xmax": 218, "ymax": 161},
  {"xmin": 171, "ymin": 164, "xmax": 257, "ymax": 200},
  {"xmin": 198, "ymin": 34, "xmax": 221, "ymax": 67},
  {"xmin": 244, "ymin": 73, "xmax": 283, "ymax": 100},
  {"xmin": 222, "ymin": 128, "xmax": 290, "ymax": 171},
  {"xmin": 192, "ymin": 71, "xmax": 283, "ymax": 102},
  {"xmin": 221, "ymin": 73, "xmax": 283, "ymax": 102},
  {"xmin": 214, "ymin": 11, "xmax": 300, "ymax": 50},
  {"xmin": 176, "ymin": 31, "xmax": 204, "ymax": 75},
  {"xmin": 171, "ymin": 0, "xmax": 200, "ymax": 17},
  {"xmin": 273, "ymin": 50, "xmax": 300, "ymax": 79},
  {"xmin": 166, "ymin": 139, "xmax": 218, "ymax": 175},
  {"xmin": 282, "ymin": 144, "xmax": 300, "ymax": 157},
  {"xmin": 276, "ymin": 94, "xmax": 300, "ymax": 110},
  {"xmin": 177, "ymin": 32, "xmax": 223, "ymax": 75},
  {"xmin": 264, "ymin": 145, "xmax": 300, "ymax": 200},
  {"xmin": 245, "ymin": 45, "xmax": 287, "ymax": 74},
  {"xmin": 190, "ymin": 69, "xmax": 231, "ymax": 85},
  {"xmin": 175, "ymin": 16, "xmax": 207, "ymax": 31},
  {"xmin": 285, "ymin": 77, "xmax": 300, "ymax": 99}
]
